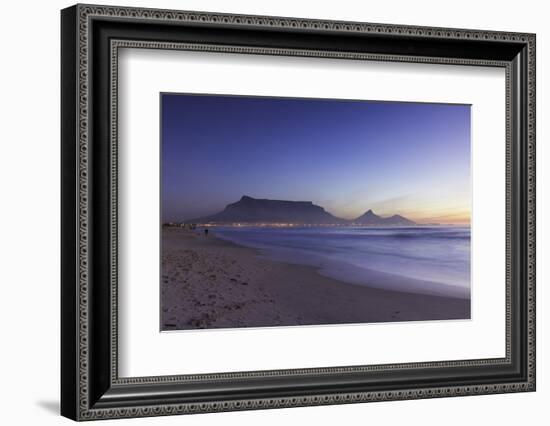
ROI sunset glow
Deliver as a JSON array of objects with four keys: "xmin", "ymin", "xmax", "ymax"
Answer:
[{"xmin": 162, "ymin": 94, "xmax": 471, "ymax": 226}]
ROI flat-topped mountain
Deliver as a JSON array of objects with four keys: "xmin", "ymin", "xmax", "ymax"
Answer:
[
  {"xmin": 188, "ymin": 195, "xmax": 346, "ymax": 225},
  {"xmin": 186, "ymin": 196, "xmax": 416, "ymax": 226},
  {"xmin": 352, "ymin": 209, "xmax": 416, "ymax": 226}
]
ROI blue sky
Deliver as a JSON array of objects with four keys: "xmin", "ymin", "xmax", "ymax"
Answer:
[{"xmin": 161, "ymin": 93, "xmax": 471, "ymax": 224}]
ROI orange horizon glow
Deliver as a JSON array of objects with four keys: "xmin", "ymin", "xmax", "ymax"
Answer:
[
  {"xmin": 327, "ymin": 200, "xmax": 471, "ymax": 226},
  {"xmin": 162, "ymin": 95, "xmax": 472, "ymax": 224}
]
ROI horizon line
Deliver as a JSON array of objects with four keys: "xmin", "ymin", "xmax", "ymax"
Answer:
[{"xmin": 168, "ymin": 195, "xmax": 470, "ymax": 226}]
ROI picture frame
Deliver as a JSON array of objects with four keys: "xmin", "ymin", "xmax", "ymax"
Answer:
[{"xmin": 61, "ymin": 3, "xmax": 536, "ymax": 421}]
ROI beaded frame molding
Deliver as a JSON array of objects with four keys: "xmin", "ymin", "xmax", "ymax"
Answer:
[{"xmin": 61, "ymin": 4, "xmax": 536, "ymax": 421}]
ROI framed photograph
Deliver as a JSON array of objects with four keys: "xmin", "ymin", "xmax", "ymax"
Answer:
[{"xmin": 61, "ymin": 4, "xmax": 536, "ymax": 421}]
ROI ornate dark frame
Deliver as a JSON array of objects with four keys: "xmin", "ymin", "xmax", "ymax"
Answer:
[{"xmin": 61, "ymin": 3, "xmax": 536, "ymax": 421}]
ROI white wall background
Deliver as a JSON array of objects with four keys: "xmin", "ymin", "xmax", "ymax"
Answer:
[{"xmin": 0, "ymin": 0, "xmax": 546, "ymax": 424}]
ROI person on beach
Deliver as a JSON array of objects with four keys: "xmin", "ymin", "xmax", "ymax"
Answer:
[{"xmin": 204, "ymin": 228, "xmax": 209, "ymax": 237}]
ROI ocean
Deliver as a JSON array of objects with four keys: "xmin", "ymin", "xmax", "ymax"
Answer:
[{"xmin": 214, "ymin": 226, "xmax": 470, "ymax": 299}]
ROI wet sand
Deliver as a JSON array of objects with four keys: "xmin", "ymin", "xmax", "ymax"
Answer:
[{"xmin": 161, "ymin": 227, "xmax": 470, "ymax": 330}]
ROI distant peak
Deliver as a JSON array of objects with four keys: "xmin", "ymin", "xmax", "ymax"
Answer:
[
  {"xmin": 364, "ymin": 209, "xmax": 375, "ymax": 215},
  {"xmin": 240, "ymin": 195, "xmax": 254, "ymax": 201}
]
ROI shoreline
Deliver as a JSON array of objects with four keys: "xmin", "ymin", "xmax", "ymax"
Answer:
[
  {"xmin": 161, "ymin": 227, "xmax": 471, "ymax": 330},
  {"xmin": 215, "ymin": 229, "xmax": 470, "ymax": 299}
]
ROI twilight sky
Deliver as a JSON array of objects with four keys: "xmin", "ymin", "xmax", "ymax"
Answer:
[{"xmin": 161, "ymin": 94, "xmax": 471, "ymax": 224}]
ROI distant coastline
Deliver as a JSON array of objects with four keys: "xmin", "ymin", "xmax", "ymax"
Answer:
[
  {"xmin": 160, "ymin": 94, "xmax": 472, "ymax": 331},
  {"xmin": 164, "ymin": 222, "xmax": 466, "ymax": 228},
  {"xmin": 164, "ymin": 195, "xmax": 468, "ymax": 227}
]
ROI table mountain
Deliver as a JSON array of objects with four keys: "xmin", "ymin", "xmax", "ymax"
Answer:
[
  {"xmin": 188, "ymin": 195, "xmax": 346, "ymax": 225},
  {"xmin": 186, "ymin": 196, "xmax": 416, "ymax": 226}
]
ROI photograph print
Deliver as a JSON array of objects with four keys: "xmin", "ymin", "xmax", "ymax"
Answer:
[{"xmin": 161, "ymin": 94, "xmax": 471, "ymax": 331}]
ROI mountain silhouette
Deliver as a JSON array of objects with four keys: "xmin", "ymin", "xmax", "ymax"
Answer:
[
  {"xmin": 382, "ymin": 214, "xmax": 417, "ymax": 226},
  {"xmin": 353, "ymin": 209, "xmax": 416, "ymax": 226},
  {"xmin": 352, "ymin": 209, "xmax": 382, "ymax": 225},
  {"xmin": 188, "ymin": 195, "xmax": 346, "ymax": 224},
  {"xmin": 187, "ymin": 196, "xmax": 416, "ymax": 226}
]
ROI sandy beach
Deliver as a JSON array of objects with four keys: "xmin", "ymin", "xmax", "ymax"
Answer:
[{"xmin": 161, "ymin": 227, "xmax": 470, "ymax": 330}]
